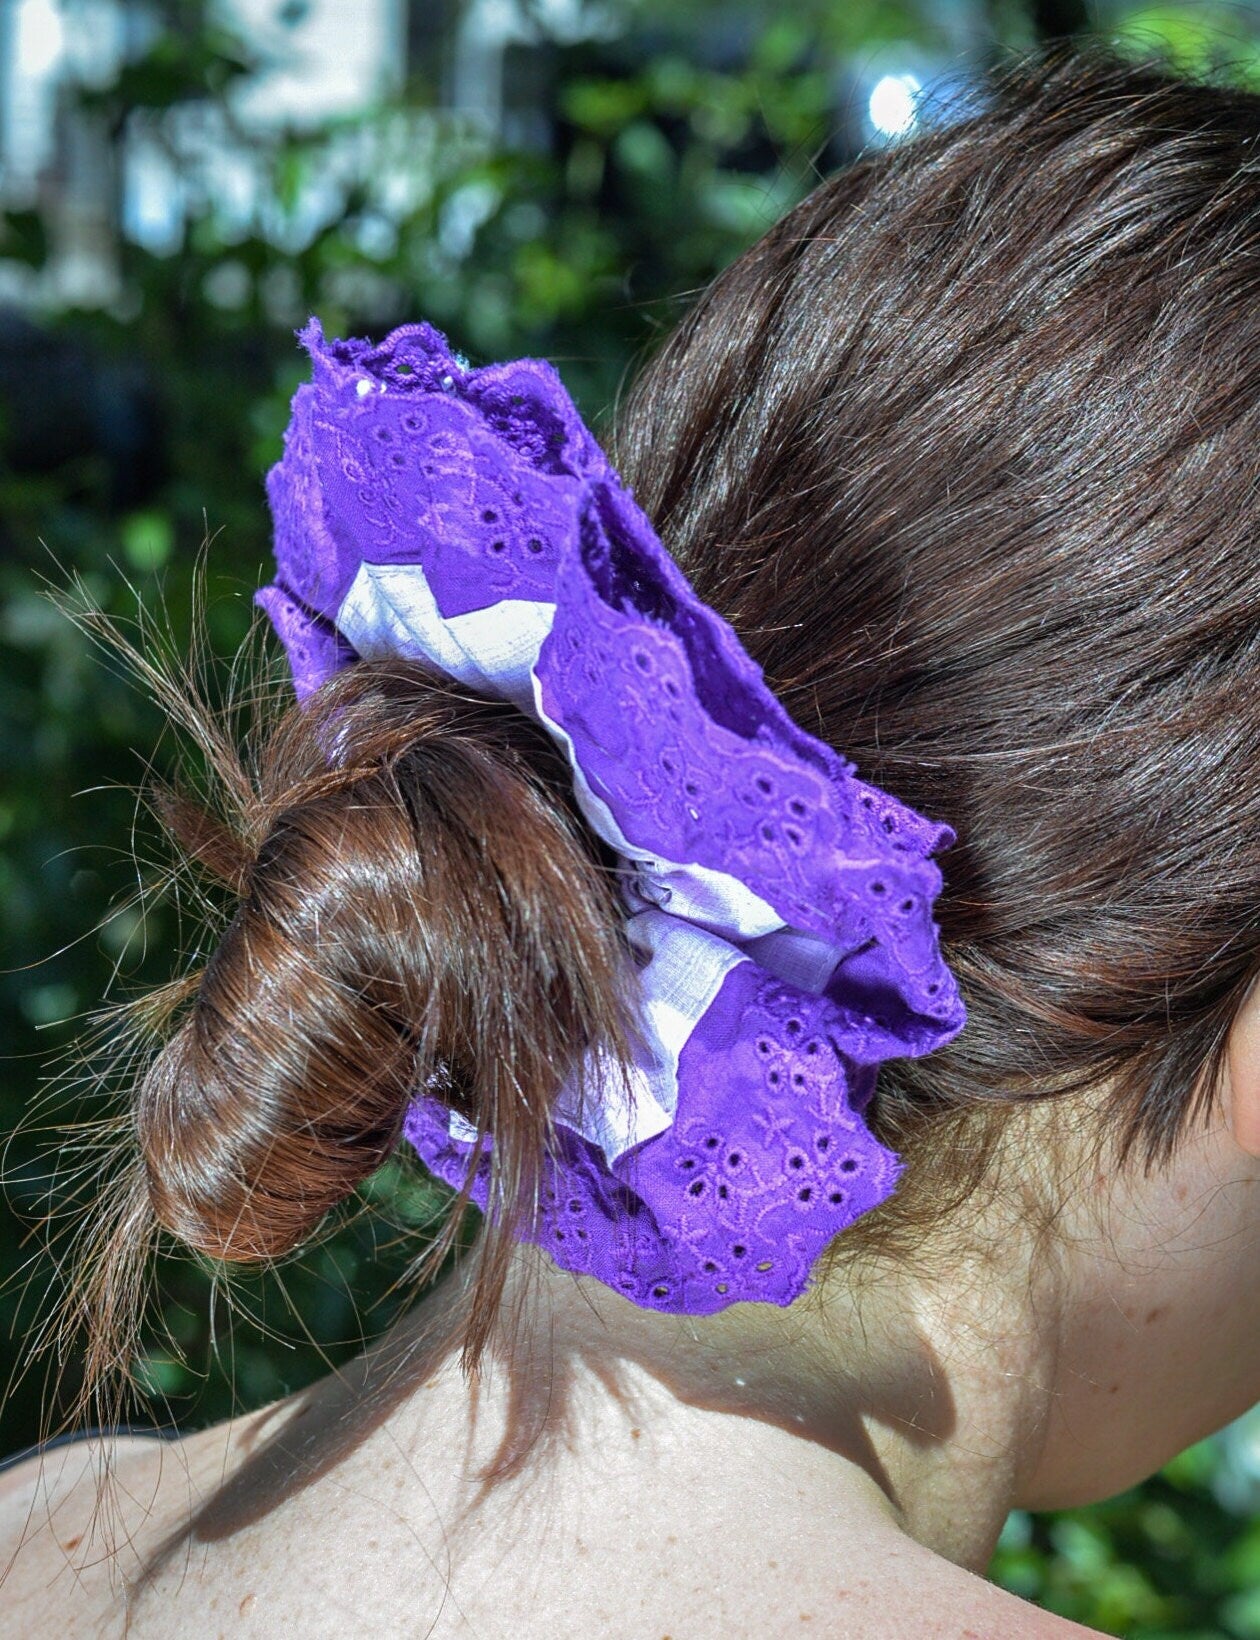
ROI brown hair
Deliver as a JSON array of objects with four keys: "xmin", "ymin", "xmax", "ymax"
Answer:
[
  {"xmin": 62, "ymin": 656, "xmax": 636, "ymax": 1388},
  {"xmin": 60, "ymin": 46, "xmax": 1260, "ymax": 1402},
  {"xmin": 613, "ymin": 45, "xmax": 1260, "ymax": 1199}
]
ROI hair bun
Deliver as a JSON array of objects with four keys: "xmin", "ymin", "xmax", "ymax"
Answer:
[{"xmin": 137, "ymin": 660, "xmax": 632, "ymax": 1268}]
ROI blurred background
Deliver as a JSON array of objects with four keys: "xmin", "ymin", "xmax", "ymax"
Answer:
[{"xmin": 3, "ymin": 0, "xmax": 1260, "ymax": 1631}]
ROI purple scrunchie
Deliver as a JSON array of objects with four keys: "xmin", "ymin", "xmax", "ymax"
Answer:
[{"xmin": 258, "ymin": 316, "xmax": 966, "ymax": 1316}]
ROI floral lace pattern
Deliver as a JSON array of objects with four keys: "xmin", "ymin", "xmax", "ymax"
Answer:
[
  {"xmin": 259, "ymin": 317, "xmax": 966, "ymax": 1313},
  {"xmin": 405, "ymin": 963, "xmax": 900, "ymax": 1314}
]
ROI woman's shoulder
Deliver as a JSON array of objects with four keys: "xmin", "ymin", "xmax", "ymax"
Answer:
[
  {"xmin": 2, "ymin": 1437, "xmax": 157, "ymax": 1637},
  {"xmin": 0, "ymin": 1412, "xmax": 276, "ymax": 1640},
  {"xmin": 1, "ymin": 1408, "xmax": 1104, "ymax": 1639}
]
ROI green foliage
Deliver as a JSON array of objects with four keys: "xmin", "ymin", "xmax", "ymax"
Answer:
[
  {"xmin": 77, "ymin": 21, "xmax": 254, "ymax": 115},
  {"xmin": 990, "ymin": 1448, "xmax": 1260, "ymax": 1637},
  {"xmin": 0, "ymin": 209, "xmax": 49, "ymax": 270},
  {"xmin": 2, "ymin": 1, "xmax": 1260, "ymax": 1630},
  {"xmin": 1111, "ymin": 6, "xmax": 1260, "ymax": 85}
]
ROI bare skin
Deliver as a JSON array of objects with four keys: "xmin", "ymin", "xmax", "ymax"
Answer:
[
  {"xmin": 0, "ymin": 1275, "xmax": 1093, "ymax": 1640},
  {"xmin": 6, "ymin": 992, "xmax": 1260, "ymax": 1638}
]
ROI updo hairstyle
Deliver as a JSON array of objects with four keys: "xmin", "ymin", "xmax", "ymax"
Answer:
[{"xmin": 75, "ymin": 48, "xmax": 1260, "ymax": 1384}]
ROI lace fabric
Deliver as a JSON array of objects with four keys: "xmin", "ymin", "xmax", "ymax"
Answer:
[{"xmin": 259, "ymin": 316, "xmax": 966, "ymax": 1314}]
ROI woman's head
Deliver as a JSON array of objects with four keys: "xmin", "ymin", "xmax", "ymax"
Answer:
[{"xmin": 69, "ymin": 48, "xmax": 1260, "ymax": 1404}]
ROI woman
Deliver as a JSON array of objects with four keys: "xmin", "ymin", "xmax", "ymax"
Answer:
[{"xmin": 5, "ymin": 47, "xmax": 1260, "ymax": 1637}]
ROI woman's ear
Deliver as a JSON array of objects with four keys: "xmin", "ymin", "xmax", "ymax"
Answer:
[{"xmin": 1225, "ymin": 978, "xmax": 1260, "ymax": 1157}]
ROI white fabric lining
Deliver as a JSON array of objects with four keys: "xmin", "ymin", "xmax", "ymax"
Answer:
[{"xmin": 337, "ymin": 559, "xmax": 850, "ymax": 1164}]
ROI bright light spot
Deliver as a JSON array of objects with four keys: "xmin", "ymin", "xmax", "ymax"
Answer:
[
  {"xmin": 222, "ymin": 0, "xmax": 401, "ymax": 126},
  {"xmin": 868, "ymin": 73, "xmax": 921, "ymax": 139},
  {"xmin": 15, "ymin": 0, "xmax": 65, "ymax": 78},
  {"xmin": 122, "ymin": 133, "xmax": 183, "ymax": 256}
]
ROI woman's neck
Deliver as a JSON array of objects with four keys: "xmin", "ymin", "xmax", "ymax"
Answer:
[
  {"xmin": 415, "ymin": 1219, "xmax": 1063, "ymax": 1574},
  {"xmin": 364, "ymin": 1097, "xmax": 1260, "ymax": 1575}
]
